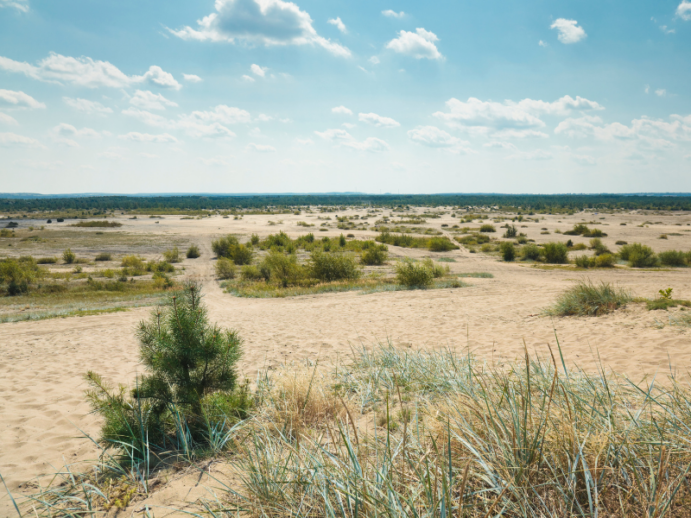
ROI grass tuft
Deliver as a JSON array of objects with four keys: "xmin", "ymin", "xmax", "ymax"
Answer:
[{"xmin": 548, "ymin": 280, "xmax": 631, "ymax": 316}]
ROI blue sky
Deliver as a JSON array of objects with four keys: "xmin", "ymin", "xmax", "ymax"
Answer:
[{"xmin": 1, "ymin": 0, "xmax": 690, "ymax": 194}]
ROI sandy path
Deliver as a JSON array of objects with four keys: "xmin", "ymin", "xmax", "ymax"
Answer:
[{"xmin": 2, "ymin": 210, "xmax": 691, "ymax": 512}]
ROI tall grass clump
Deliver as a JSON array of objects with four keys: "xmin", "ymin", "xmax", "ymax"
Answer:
[
  {"xmin": 542, "ymin": 242, "xmax": 569, "ymax": 264},
  {"xmin": 500, "ymin": 241, "xmax": 515, "ymax": 261},
  {"xmin": 63, "ymin": 248, "xmax": 76, "ymax": 264},
  {"xmin": 548, "ymin": 280, "xmax": 631, "ymax": 316},
  {"xmin": 395, "ymin": 259, "xmax": 434, "ymax": 288},
  {"xmin": 95, "ymin": 252, "xmax": 112, "ymax": 262},
  {"xmin": 479, "ymin": 223, "xmax": 496, "ymax": 232},
  {"xmin": 619, "ymin": 242, "xmax": 659, "ymax": 267},
  {"xmin": 162, "ymin": 247, "xmax": 180, "ymax": 263},
  {"xmin": 186, "ymin": 244, "xmax": 201, "ymax": 259},
  {"xmin": 521, "ymin": 243, "xmax": 541, "ymax": 261},
  {"xmin": 85, "ymin": 282, "xmax": 246, "ymax": 463}
]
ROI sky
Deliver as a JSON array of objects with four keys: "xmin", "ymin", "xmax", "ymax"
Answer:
[{"xmin": 0, "ymin": 0, "xmax": 690, "ymax": 195}]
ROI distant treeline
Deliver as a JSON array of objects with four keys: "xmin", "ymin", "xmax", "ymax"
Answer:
[{"xmin": 2, "ymin": 194, "xmax": 691, "ymax": 212}]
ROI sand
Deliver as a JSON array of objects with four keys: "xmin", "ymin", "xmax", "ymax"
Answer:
[{"xmin": 1, "ymin": 208, "xmax": 691, "ymax": 513}]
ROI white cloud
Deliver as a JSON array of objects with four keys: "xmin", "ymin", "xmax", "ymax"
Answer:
[
  {"xmin": 358, "ymin": 112, "xmax": 400, "ymax": 128},
  {"xmin": 119, "ymin": 132, "xmax": 179, "ymax": 143},
  {"xmin": 246, "ymin": 143, "xmax": 276, "ymax": 152},
  {"xmin": 433, "ymin": 95, "xmax": 602, "ymax": 132},
  {"xmin": 200, "ymin": 156, "xmax": 233, "ymax": 166},
  {"xmin": 0, "ymin": 52, "xmax": 180, "ymax": 89},
  {"xmin": 99, "ymin": 150, "xmax": 126, "ymax": 161},
  {"xmin": 655, "ymin": 89, "xmax": 667, "ymax": 97},
  {"xmin": 538, "ymin": 40, "xmax": 547, "ymax": 47},
  {"xmin": 677, "ymin": 1, "xmax": 691, "ymax": 21},
  {"xmin": 0, "ymin": 132, "xmax": 41, "ymax": 148},
  {"xmin": 0, "ymin": 112, "xmax": 18, "ymax": 125},
  {"xmin": 386, "ymin": 28, "xmax": 443, "ymax": 60},
  {"xmin": 315, "ymin": 128, "xmax": 389, "ymax": 152},
  {"xmin": 0, "ymin": 89, "xmax": 45, "ymax": 109},
  {"xmin": 184, "ymin": 105, "xmax": 252, "ymax": 125},
  {"xmin": 492, "ymin": 129, "xmax": 549, "ymax": 139},
  {"xmin": 332, "ymin": 105, "xmax": 353, "ymax": 115},
  {"xmin": 550, "ymin": 19, "xmax": 586, "ymax": 44},
  {"xmin": 169, "ymin": 0, "xmax": 351, "ymax": 57},
  {"xmin": 382, "ymin": 10, "xmax": 404, "ymax": 18},
  {"xmin": 130, "ymin": 90, "xmax": 178, "ymax": 111},
  {"xmin": 407, "ymin": 125, "xmax": 472, "ymax": 154},
  {"xmin": 14, "ymin": 160, "xmax": 64, "ymax": 170},
  {"xmin": 369, "ymin": 56, "xmax": 380, "ymax": 65},
  {"xmin": 328, "ymin": 17, "xmax": 347, "ymax": 34},
  {"xmin": 484, "ymin": 141, "xmax": 518, "ymax": 150},
  {"xmin": 0, "ymin": 0, "xmax": 28, "ymax": 12},
  {"xmin": 506, "ymin": 150, "xmax": 553, "ymax": 160},
  {"xmin": 63, "ymin": 97, "xmax": 113, "ymax": 115},
  {"xmin": 242, "ymin": 75, "xmax": 256, "ymax": 82},
  {"xmin": 645, "ymin": 85, "xmax": 650, "ymax": 94},
  {"xmin": 296, "ymin": 138, "xmax": 314, "ymax": 145},
  {"xmin": 183, "ymin": 73, "xmax": 203, "ymax": 83},
  {"xmin": 53, "ymin": 123, "xmax": 100, "ymax": 138},
  {"xmin": 570, "ymin": 153, "xmax": 597, "ymax": 166},
  {"xmin": 122, "ymin": 107, "xmax": 170, "ymax": 128},
  {"xmin": 342, "ymin": 122, "xmax": 356, "ymax": 129},
  {"xmin": 139, "ymin": 152, "xmax": 159, "ymax": 159},
  {"xmin": 251, "ymin": 64, "xmax": 267, "ymax": 77}
]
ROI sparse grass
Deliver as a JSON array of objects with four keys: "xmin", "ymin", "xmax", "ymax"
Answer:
[
  {"xmin": 377, "ymin": 232, "xmax": 458, "ymax": 251},
  {"xmin": 548, "ymin": 280, "xmax": 632, "ymax": 316},
  {"xmin": 646, "ymin": 299, "xmax": 691, "ymax": 311},
  {"xmin": 457, "ymin": 272, "xmax": 493, "ymax": 278}
]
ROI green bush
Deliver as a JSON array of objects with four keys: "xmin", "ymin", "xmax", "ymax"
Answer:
[
  {"xmin": 549, "ymin": 281, "xmax": 631, "ymax": 316},
  {"xmin": 260, "ymin": 251, "xmax": 305, "ymax": 287},
  {"xmin": 542, "ymin": 242, "xmax": 569, "ymax": 264},
  {"xmin": 95, "ymin": 253, "xmax": 112, "ymax": 262},
  {"xmin": 63, "ymin": 248, "xmax": 76, "ymax": 264},
  {"xmin": 215, "ymin": 257, "xmax": 237, "ymax": 279},
  {"xmin": 361, "ymin": 243, "xmax": 388, "ymax": 265},
  {"xmin": 212, "ymin": 235, "xmax": 253, "ymax": 265},
  {"xmin": 85, "ymin": 282, "xmax": 244, "ymax": 455},
  {"xmin": 37, "ymin": 257, "xmax": 58, "ymax": 264},
  {"xmin": 619, "ymin": 243, "xmax": 658, "ymax": 267},
  {"xmin": 250, "ymin": 234, "xmax": 260, "ymax": 246},
  {"xmin": 240, "ymin": 264, "xmax": 264, "ymax": 281},
  {"xmin": 163, "ymin": 247, "xmax": 181, "ymax": 263},
  {"xmin": 395, "ymin": 260, "xmax": 434, "ymax": 288},
  {"xmin": 186, "ymin": 245, "xmax": 201, "ymax": 259},
  {"xmin": 428, "ymin": 237, "xmax": 458, "ymax": 252},
  {"xmin": 121, "ymin": 255, "xmax": 145, "ymax": 270},
  {"xmin": 0, "ymin": 256, "xmax": 42, "ymax": 295},
  {"xmin": 658, "ymin": 250, "xmax": 687, "ymax": 267},
  {"xmin": 574, "ymin": 255, "xmax": 591, "ymax": 268},
  {"xmin": 422, "ymin": 258, "xmax": 446, "ymax": 278},
  {"xmin": 594, "ymin": 253, "xmax": 616, "ymax": 268},
  {"xmin": 500, "ymin": 242, "xmax": 516, "ymax": 261},
  {"xmin": 589, "ymin": 238, "xmax": 610, "ymax": 256},
  {"xmin": 147, "ymin": 260, "xmax": 175, "ymax": 274},
  {"xmin": 521, "ymin": 244, "xmax": 541, "ymax": 261},
  {"xmin": 480, "ymin": 224, "xmax": 496, "ymax": 233},
  {"xmin": 309, "ymin": 251, "xmax": 360, "ymax": 282},
  {"xmin": 503, "ymin": 225, "xmax": 517, "ymax": 238}
]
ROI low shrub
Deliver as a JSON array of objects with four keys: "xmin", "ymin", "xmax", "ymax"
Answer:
[
  {"xmin": 0, "ymin": 256, "xmax": 42, "ymax": 295},
  {"xmin": 503, "ymin": 224, "xmax": 517, "ymax": 238},
  {"xmin": 70, "ymin": 220, "xmax": 122, "ymax": 228},
  {"xmin": 571, "ymin": 243, "xmax": 587, "ymax": 251},
  {"xmin": 36, "ymin": 257, "xmax": 58, "ymax": 264},
  {"xmin": 549, "ymin": 281, "xmax": 631, "ymax": 316},
  {"xmin": 121, "ymin": 255, "xmax": 145, "ymax": 270},
  {"xmin": 479, "ymin": 224, "xmax": 496, "ymax": 233},
  {"xmin": 500, "ymin": 242, "xmax": 515, "ymax": 261},
  {"xmin": 186, "ymin": 245, "xmax": 201, "ymax": 259},
  {"xmin": 309, "ymin": 251, "xmax": 360, "ymax": 282},
  {"xmin": 212, "ymin": 235, "xmax": 253, "ymax": 265},
  {"xmin": 427, "ymin": 237, "xmax": 458, "ymax": 252},
  {"xmin": 215, "ymin": 257, "xmax": 237, "ymax": 279},
  {"xmin": 594, "ymin": 253, "xmax": 616, "ymax": 268},
  {"xmin": 574, "ymin": 255, "xmax": 591, "ymax": 268},
  {"xmin": 619, "ymin": 243, "xmax": 658, "ymax": 267},
  {"xmin": 360, "ymin": 243, "xmax": 388, "ymax": 265},
  {"xmin": 163, "ymin": 247, "xmax": 181, "ymax": 263},
  {"xmin": 521, "ymin": 244, "xmax": 541, "ymax": 261},
  {"xmin": 63, "ymin": 248, "xmax": 76, "ymax": 264},
  {"xmin": 95, "ymin": 253, "xmax": 112, "ymax": 262},
  {"xmin": 589, "ymin": 238, "xmax": 611, "ymax": 256},
  {"xmin": 658, "ymin": 250, "xmax": 687, "ymax": 267},
  {"xmin": 422, "ymin": 258, "xmax": 447, "ymax": 278},
  {"xmin": 395, "ymin": 260, "xmax": 434, "ymax": 288},
  {"xmin": 260, "ymin": 252, "xmax": 305, "ymax": 287},
  {"xmin": 240, "ymin": 264, "xmax": 264, "ymax": 281},
  {"xmin": 542, "ymin": 242, "xmax": 569, "ymax": 264}
]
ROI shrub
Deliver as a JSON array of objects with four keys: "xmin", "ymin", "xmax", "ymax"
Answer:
[
  {"xmin": 70, "ymin": 220, "xmax": 122, "ymax": 228},
  {"xmin": 85, "ymin": 282, "xmax": 243, "ymax": 454},
  {"xmin": 615, "ymin": 240, "xmax": 628, "ymax": 246},
  {"xmin": 0, "ymin": 257, "xmax": 42, "ymax": 295},
  {"xmin": 95, "ymin": 252, "xmax": 112, "ymax": 262},
  {"xmin": 422, "ymin": 258, "xmax": 446, "ymax": 278},
  {"xmin": 212, "ymin": 235, "xmax": 253, "ymax": 265},
  {"xmin": 500, "ymin": 242, "xmax": 516, "ymax": 261},
  {"xmin": 395, "ymin": 260, "xmax": 434, "ymax": 288},
  {"xmin": 549, "ymin": 281, "xmax": 631, "ymax": 316},
  {"xmin": 36, "ymin": 257, "xmax": 58, "ymax": 264},
  {"xmin": 428, "ymin": 237, "xmax": 458, "ymax": 252},
  {"xmin": 261, "ymin": 252, "xmax": 305, "ymax": 287},
  {"xmin": 121, "ymin": 255, "xmax": 145, "ymax": 270},
  {"xmin": 589, "ymin": 238, "xmax": 611, "ymax": 256},
  {"xmin": 594, "ymin": 253, "xmax": 616, "ymax": 268},
  {"xmin": 619, "ymin": 243, "xmax": 658, "ymax": 267},
  {"xmin": 574, "ymin": 255, "xmax": 591, "ymax": 268},
  {"xmin": 361, "ymin": 243, "xmax": 388, "ymax": 265},
  {"xmin": 542, "ymin": 242, "xmax": 569, "ymax": 264},
  {"xmin": 521, "ymin": 244, "xmax": 541, "ymax": 261},
  {"xmin": 215, "ymin": 257, "xmax": 237, "ymax": 279},
  {"xmin": 572, "ymin": 243, "xmax": 587, "ymax": 251},
  {"xmin": 240, "ymin": 264, "xmax": 264, "ymax": 281},
  {"xmin": 147, "ymin": 260, "xmax": 175, "ymax": 274},
  {"xmin": 503, "ymin": 225, "xmax": 517, "ymax": 238},
  {"xmin": 658, "ymin": 250, "xmax": 687, "ymax": 267},
  {"xmin": 186, "ymin": 245, "xmax": 201, "ymax": 259},
  {"xmin": 339, "ymin": 234, "xmax": 346, "ymax": 247},
  {"xmin": 62, "ymin": 248, "xmax": 76, "ymax": 264},
  {"xmin": 163, "ymin": 247, "xmax": 181, "ymax": 263},
  {"xmin": 309, "ymin": 251, "xmax": 360, "ymax": 282},
  {"xmin": 480, "ymin": 224, "xmax": 496, "ymax": 233},
  {"xmin": 250, "ymin": 234, "xmax": 260, "ymax": 246}
]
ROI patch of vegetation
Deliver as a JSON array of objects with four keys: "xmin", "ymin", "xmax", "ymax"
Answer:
[
  {"xmin": 70, "ymin": 220, "xmax": 122, "ymax": 228},
  {"xmin": 658, "ymin": 250, "xmax": 688, "ymax": 267},
  {"xmin": 215, "ymin": 257, "xmax": 237, "ymax": 279},
  {"xmin": 186, "ymin": 244, "xmax": 201, "ymax": 259},
  {"xmin": 500, "ymin": 241, "xmax": 515, "ymax": 261},
  {"xmin": 563, "ymin": 224, "xmax": 607, "ymax": 238},
  {"xmin": 521, "ymin": 244, "xmax": 541, "ymax": 261},
  {"xmin": 360, "ymin": 242, "xmax": 389, "ymax": 265},
  {"xmin": 95, "ymin": 252, "xmax": 112, "ymax": 262},
  {"xmin": 548, "ymin": 280, "xmax": 631, "ymax": 316},
  {"xmin": 63, "ymin": 248, "xmax": 76, "ymax": 264},
  {"xmin": 377, "ymin": 232, "xmax": 458, "ymax": 251},
  {"xmin": 309, "ymin": 251, "xmax": 361, "ymax": 282},
  {"xmin": 619, "ymin": 243, "xmax": 659, "ymax": 267},
  {"xmin": 162, "ymin": 247, "xmax": 181, "ymax": 263},
  {"xmin": 457, "ymin": 272, "xmax": 494, "ymax": 278},
  {"xmin": 212, "ymin": 235, "xmax": 254, "ymax": 265},
  {"xmin": 542, "ymin": 242, "xmax": 569, "ymax": 264},
  {"xmin": 479, "ymin": 224, "xmax": 496, "ymax": 233}
]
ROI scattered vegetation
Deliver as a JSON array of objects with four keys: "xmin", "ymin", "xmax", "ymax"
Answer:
[
  {"xmin": 95, "ymin": 252, "xmax": 112, "ymax": 262},
  {"xmin": 548, "ymin": 280, "xmax": 631, "ymax": 316},
  {"xmin": 186, "ymin": 244, "xmax": 201, "ymax": 259},
  {"xmin": 619, "ymin": 243, "xmax": 659, "ymax": 268},
  {"xmin": 70, "ymin": 220, "xmax": 122, "ymax": 228},
  {"xmin": 62, "ymin": 248, "xmax": 76, "ymax": 264},
  {"xmin": 215, "ymin": 257, "xmax": 237, "ymax": 279}
]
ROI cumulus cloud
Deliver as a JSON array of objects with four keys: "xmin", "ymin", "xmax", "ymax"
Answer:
[
  {"xmin": 358, "ymin": 112, "xmax": 400, "ymax": 128},
  {"xmin": 122, "ymin": 107, "xmax": 239, "ymax": 139},
  {"xmin": 251, "ymin": 64, "xmax": 267, "ymax": 77},
  {"xmin": 0, "ymin": 0, "xmax": 28, "ymax": 12},
  {"xmin": 184, "ymin": 105, "xmax": 252, "ymax": 125},
  {"xmin": 677, "ymin": 1, "xmax": 691, "ymax": 21},
  {"xmin": 369, "ymin": 56, "xmax": 380, "ymax": 65},
  {"xmin": 491, "ymin": 129, "xmax": 549, "ymax": 139},
  {"xmin": 0, "ymin": 132, "xmax": 42, "ymax": 148},
  {"xmin": 200, "ymin": 156, "xmax": 233, "ymax": 166},
  {"xmin": 382, "ymin": 9, "xmax": 404, "ymax": 18},
  {"xmin": 328, "ymin": 17, "xmax": 347, "ymax": 33},
  {"xmin": 0, "ymin": 52, "xmax": 180, "ymax": 89},
  {"xmin": 506, "ymin": 149, "xmax": 553, "ymax": 160},
  {"xmin": 53, "ymin": 123, "xmax": 100, "ymax": 138},
  {"xmin": 655, "ymin": 89, "xmax": 667, "ymax": 97},
  {"xmin": 119, "ymin": 132, "xmax": 179, "ymax": 143},
  {"xmin": 407, "ymin": 125, "xmax": 472, "ymax": 154},
  {"xmin": 242, "ymin": 74, "xmax": 255, "ymax": 82},
  {"xmin": 550, "ymin": 19, "xmax": 586, "ymax": 44},
  {"xmin": 315, "ymin": 128, "xmax": 389, "ymax": 152},
  {"xmin": 332, "ymin": 105, "xmax": 353, "ymax": 115},
  {"xmin": 130, "ymin": 90, "xmax": 178, "ymax": 111},
  {"xmin": 570, "ymin": 153, "xmax": 597, "ymax": 166},
  {"xmin": 433, "ymin": 95, "xmax": 603, "ymax": 134},
  {"xmin": 0, "ymin": 89, "xmax": 45, "ymax": 109},
  {"xmin": 386, "ymin": 28, "xmax": 443, "ymax": 60},
  {"xmin": 183, "ymin": 73, "xmax": 203, "ymax": 82},
  {"xmin": 63, "ymin": 97, "xmax": 113, "ymax": 115},
  {"xmin": 0, "ymin": 112, "xmax": 18, "ymax": 125},
  {"xmin": 246, "ymin": 142, "xmax": 276, "ymax": 152},
  {"xmin": 169, "ymin": 0, "xmax": 351, "ymax": 57}
]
